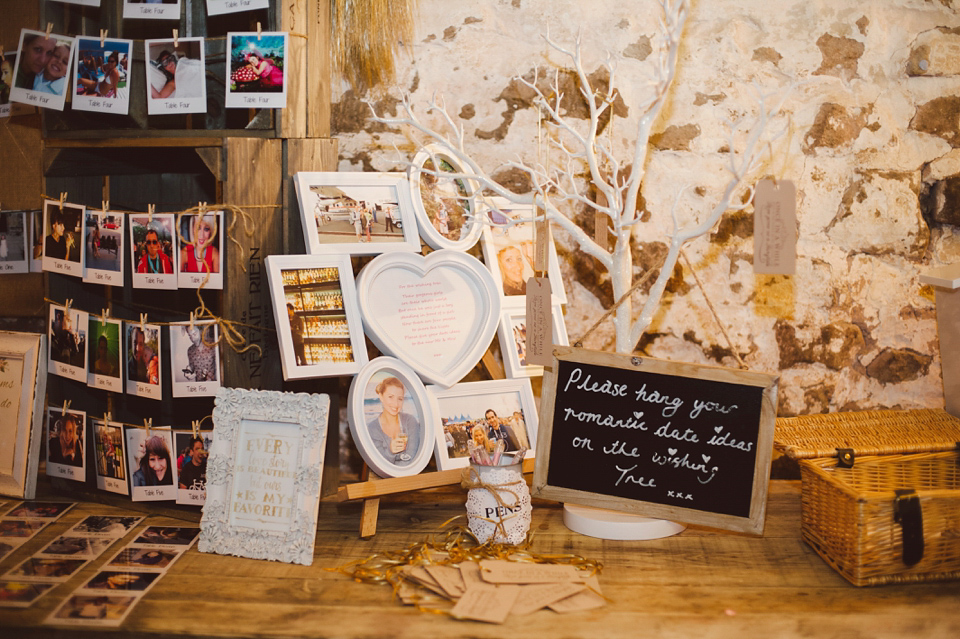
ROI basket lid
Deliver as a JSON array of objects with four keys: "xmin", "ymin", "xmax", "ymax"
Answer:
[{"xmin": 774, "ymin": 408, "xmax": 960, "ymax": 460}]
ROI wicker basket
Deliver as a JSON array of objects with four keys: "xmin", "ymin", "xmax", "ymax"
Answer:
[{"xmin": 775, "ymin": 408, "xmax": 960, "ymax": 586}]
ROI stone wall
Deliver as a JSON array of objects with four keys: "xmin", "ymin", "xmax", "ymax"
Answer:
[{"xmin": 331, "ymin": 0, "xmax": 960, "ymax": 417}]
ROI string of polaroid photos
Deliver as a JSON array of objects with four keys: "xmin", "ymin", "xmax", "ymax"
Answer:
[{"xmin": 52, "ymin": 397, "xmax": 212, "ymax": 439}]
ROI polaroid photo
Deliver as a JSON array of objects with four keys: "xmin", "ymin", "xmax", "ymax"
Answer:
[
  {"xmin": 5, "ymin": 556, "xmax": 88, "ymax": 582},
  {"xmin": 45, "ymin": 593, "xmax": 139, "ymax": 627},
  {"xmin": 347, "ymin": 357, "xmax": 435, "ymax": 478},
  {"xmin": 0, "ymin": 539, "xmax": 18, "ymax": 560},
  {"xmin": 92, "ymin": 420, "xmax": 128, "ymax": 496},
  {"xmin": 69, "ymin": 515, "xmax": 143, "ymax": 538},
  {"xmin": 125, "ymin": 429, "xmax": 176, "ymax": 501},
  {"xmin": 124, "ymin": 321, "xmax": 163, "ymax": 399},
  {"xmin": 5, "ymin": 502, "xmax": 74, "ymax": 519},
  {"xmin": 105, "ymin": 546, "xmax": 180, "ymax": 571},
  {"xmin": 169, "ymin": 321, "xmax": 220, "ymax": 398},
  {"xmin": 28, "ymin": 209, "xmax": 42, "ymax": 272},
  {"xmin": 123, "ymin": 0, "xmax": 181, "ymax": 20},
  {"xmin": 498, "ymin": 305, "xmax": 569, "ymax": 378},
  {"xmin": 82, "ymin": 209, "xmax": 125, "ymax": 286},
  {"xmin": 37, "ymin": 535, "xmax": 115, "ymax": 559},
  {"xmin": 130, "ymin": 214, "xmax": 177, "ymax": 289},
  {"xmin": 79, "ymin": 569, "xmax": 161, "ymax": 594},
  {"xmin": 208, "ymin": 0, "xmax": 268, "ymax": 16},
  {"xmin": 1, "ymin": 51, "xmax": 16, "ymax": 118},
  {"xmin": 42, "ymin": 200, "xmax": 85, "ymax": 277},
  {"xmin": 9, "ymin": 29, "xmax": 76, "ymax": 112},
  {"xmin": 73, "ymin": 37, "xmax": 133, "ymax": 115},
  {"xmin": 427, "ymin": 378, "xmax": 539, "ymax": 471},
  {"xmin": 265, "ymin": 253, "xmax": 369, "ymax": 379},
  {"xmin": 294, "ymin": 172, "xmax": 421, "ymax": 256},
  {"xmin": 226, "ymin": 32, "xmax": 288, "ymax": 109},
  {"xmin": 0, "ymin": 580, "xmax": 56, "ymax": 608},
  {"xmin": 174, "ymin": 430, "xmax": 210, "ymax": 505},
  {"xmin": 144, "ymin": 38, "xmax": 206, "ymax": 115},
  {"xmin": 408, "ymin": 145, "xmax": 482, "ymax": 251},
  {"xmin": 46, "ymin": 407, "xmax": 87, "ymax": 482},
  {"xmin": 87, "ymin": 316, "xmax": 124, "ymax": 393},
  {"xmin": 132, "ymin": 526, "xmax": 199, "ymax": 547},
  {"xmin": 48, "ymin": 303, "xmax": 89, "ymax": 382},
  {"xmin": 0, "ymin": 517, "xmax": 49, "ymax": 540},
  {"xmin": 479, "ymin": 198, "xmax": 568, "ymax": 308},
  {"xmin": 0, "ymin": 210, "xmax": 29, "ymax": 273},
  {"xmin": 177, "ymin": 210, "xmax": 223, "ymax": 289}
]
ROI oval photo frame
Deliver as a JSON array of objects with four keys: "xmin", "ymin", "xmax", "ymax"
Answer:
[
  {"xmin": 408, "ymin": 145, "xmax": 482, "ymax": 250},
  {"xmin": 347, "ymin": 357, "xmax": 436, "ymax": 478}
]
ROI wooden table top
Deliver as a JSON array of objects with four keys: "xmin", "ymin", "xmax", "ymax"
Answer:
[{"xmin": 2, "ymin": 480, "xmax": 958, "ymax": 638}]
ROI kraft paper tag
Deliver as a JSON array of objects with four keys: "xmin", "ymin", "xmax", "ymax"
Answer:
[
  {"xmin": 450, "ymin": 584, "xmax": 520, "ymax": 624},
  {"xmin": 753, "ymin": 179, "xmax": 796, "ymax": 275},
  {"xmin": 425, "ymin": 564, "xmax": 466, "ymax": 599},
  {"xmin": 534, "ymin": 209, "xmax": 550, "ymax": 275},
  {"xmin": 525, "ymin": 277, "xmax": 553, "ymax": 367},
  {"xmin": 548, "ymin": 575, "xmax": 606, "ymax": 613},
  {"xmin": 594, "ymin": 210, "xmax": 608, "ymax": 248},
  {"xmin": 459, "ymin": 561, "xmax": 484, "ymax": 589},
  {"xmin": 479, "ymin": 560, "xmax": 581, "ymax": 584},
  {"xmin": 402, "ymin": 566, "xmax": 450, "ymax": 599},
  {"xmin": 510, "ymin": 582, "xmax": 586, "ymax": 616}
]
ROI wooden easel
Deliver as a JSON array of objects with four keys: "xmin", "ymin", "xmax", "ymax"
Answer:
[{"xmin": 340, "ymin": 347, "xmax": 520, "ymax": 538}]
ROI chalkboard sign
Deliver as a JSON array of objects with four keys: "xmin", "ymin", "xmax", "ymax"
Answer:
[{"xmin": 533, "ymin": 347, "xmax": 779, "ymax": 535}]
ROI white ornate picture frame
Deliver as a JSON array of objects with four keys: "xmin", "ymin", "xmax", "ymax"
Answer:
[
  {"xmin": 427, "ymin": 378, "xmax": 539, "ymax": 471},
  {"xmin": 265, "ymin": 253, "xmax": 369, "ymax": 380},
  {"xmin": 497, "ymin": 305, "xmax": 569, "ymax": 378},
  {"xmin": 347, "ymin": 357, "xmax": 436, "ymax": 478},
  {"xmin": 479, "ymin": 197, "xmax": 567, "ymax": 309},
  {"xmin": 295, "ymin": 172, "xmax": 421, "ymax": 256},
  {"xmin": 198, "ymin": 388, "xmax": 330, "ymax": 565},
  {"xmin": 0, "ymin": 331, "xmax": 47, "ymax": 499},
  {"xmin": 355, "ymin": 250, "xmax": 501, "ymax": 388},
  {"xmin": 408, "ymin": 145, "xmax": 482, "ymax": 251}
]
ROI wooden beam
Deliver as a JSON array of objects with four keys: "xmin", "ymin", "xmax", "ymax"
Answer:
[
  {"xmin": 44, "ymin": 137, "xmax": 228, "ymax": 149},
  {"xmin": 307, "ymin": 0, "xmax": 332, "ymax": 137},
  {"xmin": 280, "ymin": 0, "xmax": 308, "ymax": 139}
]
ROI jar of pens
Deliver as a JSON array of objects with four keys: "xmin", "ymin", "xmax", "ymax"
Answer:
[{"xmin": 461, "ymin": 439, "xmax": 531, "ymax": 545}]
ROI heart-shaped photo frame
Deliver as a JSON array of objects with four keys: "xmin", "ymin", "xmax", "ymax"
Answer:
[{"xmin": 356, "ymin": 250, "xmax": 501, "ymax": 388}]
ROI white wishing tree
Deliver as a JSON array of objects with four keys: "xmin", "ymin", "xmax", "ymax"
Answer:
[{"xmin": 372, "ymin": 0, "xmax": 791, "ymax": 355}]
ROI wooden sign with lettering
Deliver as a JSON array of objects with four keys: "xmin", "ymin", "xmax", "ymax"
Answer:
[{"xmin": 533, "ymin": 347, "xmax": 779, "ymax": 534}]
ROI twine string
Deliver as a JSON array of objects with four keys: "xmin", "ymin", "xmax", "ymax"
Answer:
[{"xmin": 679, "ymin": 249, "xmax": 747, "ymax": 370}]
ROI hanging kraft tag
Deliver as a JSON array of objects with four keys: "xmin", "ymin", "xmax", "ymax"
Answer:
[
  {"xmin": 753, "ymin": 179, "xmax": 797, "ymax": 275},
  {"xmin": 526, "ymin": 208, "xmax": 553, "ymax": 367}
]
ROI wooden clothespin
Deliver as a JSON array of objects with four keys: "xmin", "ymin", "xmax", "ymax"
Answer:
[
  {"xmin": 101, "ymin": 308, "xmax": 109, "ymax": 326},
  {"xmin": 173, "ymin": 29, "xmax": 179, "ymax": 48},
  {"xmin": 192, "ymin": 420, "xmax": 200, "ymax": 438},
  {"xmin": 64, "ymin": 298, "xmax": 73, "ymax": 314},
  {"xmin": 256, "ymin": 22, "xmax": 262, "ymax": 41},
  {"xmin": 59, "ymin": 192, "xmax": 67, "ymax": 207},
  {"xmin": 148, "ymin": 203, "xmax": 155, "ymax": 224},
  {"xmin": 62, "ymin": 399, "xmax": 71, "ymax": 416},
  {"xmin": 198, "ymin": 201, "xmax": 206, "ymax": 215},
  {"xmin": 101, "ymin": 199, "xmax": 109, "ymax": 213},
  {"xmin": 189, "ymin": 311, "xmax": 196, "ymax": 329},
  {"xmin": 145, "ymin": 418, "xmax": 152, "ymax": 437},
  {"xmin": 140, "ymin": 313, "xmax": 147, "ymax": 332},
  {"xmin": 100, "ymin": 29, "xmax": 107, "ymax": 47},
  {"xmin": 45, "ymin": 23, "xmax": 53, "ymax": 39},
  {"xmin": 103, "ymin": 411, "xmax": 111, "ymax": 426}
]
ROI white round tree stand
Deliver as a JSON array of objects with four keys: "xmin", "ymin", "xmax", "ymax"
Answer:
[{"xmin": 563, "ymin": 504, "xmax": 686, "ymax": 540}]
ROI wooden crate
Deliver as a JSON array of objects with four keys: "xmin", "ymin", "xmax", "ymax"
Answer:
[{"xmin": 775, "ymin": 408, "xmax": 960, "ymax": 586}]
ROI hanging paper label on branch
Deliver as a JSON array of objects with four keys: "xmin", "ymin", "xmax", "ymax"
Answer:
[
  {"xmin": 525, "ymin": 277, "xmax": 552, "ymax": 366},
  {"xmin": 753, "ymin": 179, "xmax": 796, "ymax": 275}
]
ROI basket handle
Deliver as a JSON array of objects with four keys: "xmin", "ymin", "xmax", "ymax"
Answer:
[{"xmin": 893, "ymin": 489, "xmax": 924, "ymax": 566}]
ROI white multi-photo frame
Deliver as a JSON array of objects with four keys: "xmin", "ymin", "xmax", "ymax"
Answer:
[
  {"xmin": 497, "ymin": 305, "xmax": 569, "ymax": 378},
  {"xmin": 479, "ymin": 198, "xmax": 567, "ymax": 308},
  {"xmin": 347, "ymin": 357, "xmax": 435, "ymax": 479},
  {"xmin": 407, "ymin": 145, "xmax": 482, "ymax": 251},
  {"xmin": 427, "ymin": 378, "xmax": 538, "ymax": 472},
  {"xmin": 266, "ymin": 253, "xmax": 368, "ymax": 380},
  {"xmin": 294, "ymin": 172, "xmax": 421, "ymax": 256}
]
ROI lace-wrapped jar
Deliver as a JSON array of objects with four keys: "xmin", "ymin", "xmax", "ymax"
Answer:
[{"xmin": 463, "ymin": 463, "xmax": 531, "ymax": 545}]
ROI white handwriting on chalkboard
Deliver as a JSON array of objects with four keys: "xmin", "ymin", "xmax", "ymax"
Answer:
[
  {"xmin": 651, "ymin": 450, "xmax": 718, "ymax": 484},
  {"xmin": 707, "ymin": 426, "xmax": 754, "ymax": 452},
  {"xmin": 563, "ymin": 407, "xmax": 647, "ymax": 430},
  {"xmin": 689, "ymin": 400, "xmax": 738, "ymax": 420},
  {"xmin": 654, "ymin": 422, "xmax": 699, "ymax": 443},
  {"xmin": 563, "ymin": 367, "xmax": 629, "ymax": 397},
  {"xmin": 634, "ymin": 383, "xmax": 683, "ymax": 417},
  {"xmin": 614, "ymin": 465, "xmax": 656, "ymax": 488},
  {"xmin": 603, "ymin": 440, "xmax": 642, "ymax": 457}
]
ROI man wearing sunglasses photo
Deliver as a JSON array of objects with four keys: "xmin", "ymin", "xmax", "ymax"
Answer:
[{"xmin": 136, "ymin": 227, "xmax": 173, "ymax": 274}]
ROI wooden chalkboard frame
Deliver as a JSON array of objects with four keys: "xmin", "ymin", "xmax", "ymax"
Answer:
[{"xmin": 533, "ymin": 347, "xmax": 779, "ymax": 535}]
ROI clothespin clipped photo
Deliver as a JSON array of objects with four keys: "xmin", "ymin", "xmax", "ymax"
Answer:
[
  {"xmin": 173, "ymin": 29, "xmax": 179, "ymax": 48},
  {"xmin": 45, "ymin": 23, "xmax": 53, "ymax": 39},
  {"xmin": 102, "ymin": 199, "xmax": 109, "ymax": 212},
  {"xmin": 59, "ymin": 192, "xmax": 67, "ymax": 206},
  {"xmin": 103, "ymin": 411, "xmax": 112, "ymax": 425},
  {"xmin": 192, "ymin": 420, "xmax": 200, "ymax": 438},
  {"xmin": 145, "ymin": 418, "xmax": 152, "ymax": 437},
  {"xmin": 189, "ymin": 311, "xmax": 196, "ymax": 329},
  {"xmin": 140, "ymin": 313, "xmax": 148, "ymax": 332},
  {"xmin": 62, "ymin": 399, "xmax": 71, "ymax": 415},
  {"xmin": 100, "ymin": 29, "xmax": 107, "ymax": 47},
  {"xmin": 148, "ymin": 203, "xmax": 155, "ymax": 223},
  {"xmin": 101, "ymin": 308, "xmax": 109, "ymax": 326},
  {"xmin": 64, "ymin": 298, "xmax": 73, "ymax": 314}
]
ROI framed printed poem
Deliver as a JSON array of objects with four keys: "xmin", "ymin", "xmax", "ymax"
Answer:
[
  {"xmin": 347, "ymin": 357, "xmax": 436, "ymax": 478},
  {"xmin": 198, "ymin": 388, "xmax": 330, "ymax": 565},
  {"xmin": 265, "ymin": 254, "xmax": 368, "ymax": 380},
  {"xmin": 479, "ymin": 197, "xmax": 567, "ymax": 308},
  {"xmin": 498, "ymin": 305, "xmax": 569, "ymax": 378},
  {"xmin": 0, "ymin": 331, "xmax": 46, "ymax": 499},
  {"xmin": 225, "ymin": 32, "xmax": 287, "ymax": 109},
  {"xmin": 0, "ymin": 210, "xmax": 29, "ymax": 274},
  {"xmin": 73, "ymin": 37, "xmax": 133, "ymax": 115},
  {"xmin": 9, "ymin": 29, "xmax": 75, "ymax": 112},
  {"xmin": 144, "ymin": 38, "xmax": 206, "ymax": 115},
  {"xmin": 82, "ymin": 209, "xmax": 125, "ymax": 286},
  {"xmin": 408, "ymin": 145, "xmax": 481, "ymax": 251},
  {"xmin": 49, "ymin": 304, "xmax": 88, "ymax": 383},
  {"xmin": 427, "ymin": 378, "xmax": 539, "ymax": 471},
  {"xmin": 294, "ymin": 172, "xmax": 420, "ymax": 256}
]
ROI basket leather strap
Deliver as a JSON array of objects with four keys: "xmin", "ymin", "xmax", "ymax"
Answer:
[{"xmin": 893, "ymin": 489, "xmax": 924, "ymax": 566}]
